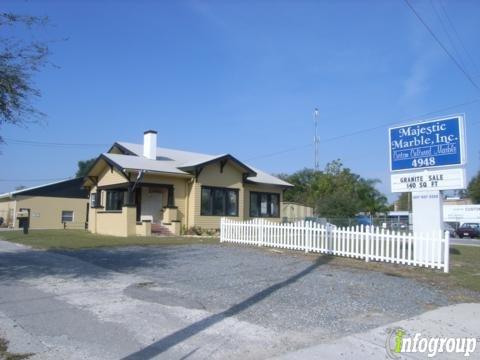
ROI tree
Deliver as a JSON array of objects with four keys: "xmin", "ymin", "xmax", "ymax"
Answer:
[
  {"xmin": 281, "ymin": 160, "xmax": 388, "ymax": 220},
  {"xmin": 0, "ymin": 13, "xmax": 50, "ymax": 142},
  {"xmin": 76, "ymin": 158, "xmax": 96, "ymax": 178},
  {"xmin": 278, "ymin": 168, "xmax": 322, "ymax": 207},
  {"xmin": 467, "ymin": 171, "xmax": 480, "ymax": 204}
]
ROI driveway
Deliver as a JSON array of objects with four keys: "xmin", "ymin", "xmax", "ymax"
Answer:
[{"xmin": 0, "ymin": 240, "xmax": 454, "ymax": 359}]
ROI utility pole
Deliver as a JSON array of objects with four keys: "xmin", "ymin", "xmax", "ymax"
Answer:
[{"xmin": 314, "ymin": 108, "xmax": 319, "ymax": 171}]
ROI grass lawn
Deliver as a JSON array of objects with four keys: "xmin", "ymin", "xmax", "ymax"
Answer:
[
  {"xmin": 0, "ymin": 229, "xmax": 219, "ymax": 250},
  {"xmin": 0, "ymin": 337, "xmax": 32, "ymax": 360},
  {"xmin": 297, "ymin": 244, "xmax": 480, "ymax": 298}
]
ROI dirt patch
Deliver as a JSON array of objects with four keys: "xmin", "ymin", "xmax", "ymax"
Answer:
[{"xmin": 0, "ymin": 337, "xmax": 33, "ymax": 360}]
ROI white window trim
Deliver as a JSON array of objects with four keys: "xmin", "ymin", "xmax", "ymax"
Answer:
[{"xmin": 61, "ymin": 210, "xmax": 74, "ymax": 223}]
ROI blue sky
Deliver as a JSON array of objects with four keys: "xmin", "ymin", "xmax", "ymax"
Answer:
[{"xmin": 1, "ymin": 0, "xmax": 479, "ymax": 201}]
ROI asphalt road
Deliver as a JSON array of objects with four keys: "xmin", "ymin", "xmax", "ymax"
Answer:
[
  {"xmin": 0, "ymin": 240, "xmax": 453, "ymax": 359},
  {"xmin": 451, "ymin": 237, "xmax": 480, "ymax": 247}
]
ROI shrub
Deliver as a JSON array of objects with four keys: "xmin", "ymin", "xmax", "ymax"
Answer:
[{"xmin": 186, "ymin": 226, "xmax": 203, "ymax": 236}]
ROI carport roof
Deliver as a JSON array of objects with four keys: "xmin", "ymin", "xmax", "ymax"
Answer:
[{"xmin": 0, "ymin": 178, "xmax": 88, "ymax": 199}]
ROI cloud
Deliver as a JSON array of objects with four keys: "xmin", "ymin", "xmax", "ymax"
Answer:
[
  {"xmin": 187, "ymin": 0, "xmax": 227, "ymax": 29},
  {"xmin": 401, "ymin": 52, "xmax": 432, "ymax": 103},
  {"xmin": 399, "ymin": 9, "xmax": 440, "ymax": 108}
]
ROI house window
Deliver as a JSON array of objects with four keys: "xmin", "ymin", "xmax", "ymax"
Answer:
[
  {"xmin": 201, "ymin": 186, "xmax": 238, "ymax": 216},
  {"xmin": 250, "ymin": 192, "xmax": 280, "ymax": 218},
  {"xmin": 61, "ymin": 210, "xmax": 74, "ymax": 223},
  {"xmin": 105, "ymin": 190, "xmax": 124, "ymax": 211},
  {"xmin": 90, "ymin": 193, "xmax": 97, "ymax": 208}
]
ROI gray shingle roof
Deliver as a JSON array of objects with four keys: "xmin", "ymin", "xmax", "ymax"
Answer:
[{"xmin": 111, "ymin": 142, "xmax": 292, "ymax": 187}]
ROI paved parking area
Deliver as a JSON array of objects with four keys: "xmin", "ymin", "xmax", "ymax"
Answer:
[{"xmin": 0, "ymin": 240, "xmax": 452, "ymax": 359}]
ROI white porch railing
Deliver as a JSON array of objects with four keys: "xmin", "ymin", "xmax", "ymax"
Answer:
[{"xmin": 220, "ymin": 218, "xmax": 450, "ymax": 273}]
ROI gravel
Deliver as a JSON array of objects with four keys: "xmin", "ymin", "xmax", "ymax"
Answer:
[
  {"xmin": 0, "ymin": 241, "xmax": 452, "ymax": 359},
  {"xmin": 57, "ymin": 243, "xmax": 450, "ymax": 337}
]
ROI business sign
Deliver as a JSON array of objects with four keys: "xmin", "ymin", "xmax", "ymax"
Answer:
[
  {"xmin": 389, "ymin": 116, "xmax": 465, "ymax": 172},
  {"xmin": 391, "ymin": 168, "xmax": 466, "ymax": 193},
  {"xmin": 443, "ymin": 205, "xmax": 480, "ymax": 222}
]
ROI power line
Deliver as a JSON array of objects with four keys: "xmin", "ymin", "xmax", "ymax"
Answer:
[
  {"xmin": 323, "ymin": 98, "xmax": 480, "ymax": 143},
  {"xmin": 403, "ymin": 0, "xmax": 480, "ymax": 91},
  {"xmin": 3, "ymin": 138, "xmax": 109, "ymax": 147},
  {"xmin": 0, "ymin": 177, "xmax": 69, "ymax": 182},
  {"xmin": 429, "ymin": 0, "xmax": 466, "ymax": 70},
  {"xmin": 438, "ymin": 0, "xmax": 479, "ymax": 76},
  {"xmin": 247, "ymin": 97, "xmax": 480, "ymax": 161},
  {"xmin": 246, "ymin": 144, "xmax": 312, "ymax": 161}
]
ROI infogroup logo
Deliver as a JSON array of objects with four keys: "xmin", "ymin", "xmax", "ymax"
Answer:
[{"xmin": 386, "ymin": 328, "xmax": 478, "ymax": 358}]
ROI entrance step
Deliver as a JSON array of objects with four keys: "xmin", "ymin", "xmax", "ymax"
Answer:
[{"xmin": 151, "ymin": 223, "xmax": 173, "ymax": 236}]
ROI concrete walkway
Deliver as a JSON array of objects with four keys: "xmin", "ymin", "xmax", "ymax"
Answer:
[{"xmin": 274, "ymin": 303, "xmax": 480, "ymax": 359}]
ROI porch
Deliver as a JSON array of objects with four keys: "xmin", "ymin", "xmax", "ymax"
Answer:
[{"xmin": 90, "ymin": 182, "xmax": 181, "ymax": 237}]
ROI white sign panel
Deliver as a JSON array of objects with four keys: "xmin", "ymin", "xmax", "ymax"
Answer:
[
  {"xmin": 443, "ymin": 205, "xmax": 480, "ymax": 222},
  {"xmin": 412, "ymin": 191, "xmax": 443, "ymax": 262},
  {"xmin": 390, "ymin": 168, "xmax": 466, "ymax": 193}
]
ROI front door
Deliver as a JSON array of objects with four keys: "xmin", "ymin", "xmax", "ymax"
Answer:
[{"xmin": 140, "ymin": 188, "xmax": 163, "ymax": 223}]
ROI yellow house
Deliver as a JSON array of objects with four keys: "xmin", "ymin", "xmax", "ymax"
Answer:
[
  {"xmin": 0, "ymin": 178, "xmax": 89, "ymax": 230},
  {"xmin": 83, "ymin": 130, "xmax": 292, "ymax": 237}
]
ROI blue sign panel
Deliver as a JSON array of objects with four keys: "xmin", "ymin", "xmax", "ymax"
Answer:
[{"xmin": 389, "ymin": 116, "xmax": 464, "ymax": 172}]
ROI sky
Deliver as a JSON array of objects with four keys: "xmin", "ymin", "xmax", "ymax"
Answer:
[{"xmin": 1, "ymin": 0, "xmax": 479, "ymax": 201}]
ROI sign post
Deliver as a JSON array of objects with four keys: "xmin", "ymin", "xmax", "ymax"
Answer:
[{"xmin": 389, "ymin": 115, "xmax": 467, "ymax": 235}]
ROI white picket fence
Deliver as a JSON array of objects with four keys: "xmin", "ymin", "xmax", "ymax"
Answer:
[{"xmin": 220, "ymin": 218, "xmax": 450, "ymax": 273}]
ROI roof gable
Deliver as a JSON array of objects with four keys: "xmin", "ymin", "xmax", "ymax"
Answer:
[{"xmin": 95, "ymin": 141, "xmax": 292, "ymax": 187}]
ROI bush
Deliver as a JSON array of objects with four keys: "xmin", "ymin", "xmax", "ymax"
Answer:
[
  {"xmin": 206, "ymin": 228, "xmax": 218, "ymax": 236},
  {"xmin": 186, "ymin": 226, "xmax": 203, "ymax": 236},
  {"xmin": 184, "ymin": 226, "xmax": 219, "ymax": 236}
]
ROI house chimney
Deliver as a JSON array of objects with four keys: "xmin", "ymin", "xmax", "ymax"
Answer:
[{"xmin": 143, "ymin": 130, "xmax": 157, "ymax": 160}]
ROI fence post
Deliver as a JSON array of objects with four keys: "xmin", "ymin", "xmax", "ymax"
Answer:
[
  {"xmin": 220, "ymin": 218, "xmax": 225, "ymax": 242},
  {"xmin": 304, "ymin": 220, "xmax": 309, "ymax": 253},
  {"xmin": 443, "ymin": 230, "xmax": 450, "ymax": 273},
  {"xmin": 365, "ymin": 225, "xmax": 370, "ymax": 262},
  {"xmin": 258, "ymin": 219, "xmax": 264, "ymax": 247},
  {"xmin": 326, "ymin": 224, "xmax": 332, "ymax": 254}
]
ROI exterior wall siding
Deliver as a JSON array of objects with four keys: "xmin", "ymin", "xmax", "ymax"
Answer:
[
  {"xmin": 191, "ymin": 162, "xmax": 244, "ymax": 229},
  {"xmin": 97, "ymin": 166, "xmax": 129, "ymax": 187},
  {"xmin": 14, "ymin": 195, "xmax": 88, "ymax": 230},
  {"xmin": 0, "ymin": 199, "xmax": 15, "ymax": 227},
  {"xmin": 243, "ymin": 183, "xmax": 283, "ymax": 222},
  {"xmin": 95, "ymin": 206, "xmax": 136, "ymax": 237},
  {"xmin": 281, "ymin": 202, "xmax": 314, "ymax": 221}
]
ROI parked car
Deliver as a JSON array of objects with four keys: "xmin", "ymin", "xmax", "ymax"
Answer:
[
  {"xmin": 455, "ymin": 223, "xmax": 480, "ymax": 239},
  {"xmin": 443, "ymin": 223, "xmax": 457, "ymax": 238},
  {"xmin": 355, "ymin": 215, "xmax": 372, "ymax": 226},
  {"xmin": 391, "ymin": 222, "xmax": 408, "ymax": 231}
]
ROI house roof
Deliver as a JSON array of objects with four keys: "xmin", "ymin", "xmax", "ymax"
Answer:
[
  {"xmin": 0, "ymin": 178, "xmax": 88, "ymax": 200},
  {"xmin": 102, "ymin": 153, "xmax": 190, "ymax": 176},
  {"xmin": 106, "ymin": 142, "xmax": 292, "ymax": 187}
]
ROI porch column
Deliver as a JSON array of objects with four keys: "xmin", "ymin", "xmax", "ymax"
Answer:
[
  {"xmin": 125, "ymin": 184, "xmax": 136, "ymax": 207},
  {"xmin": 167, "ymin": 186, "xmax": 174, "ymax": 207}
]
